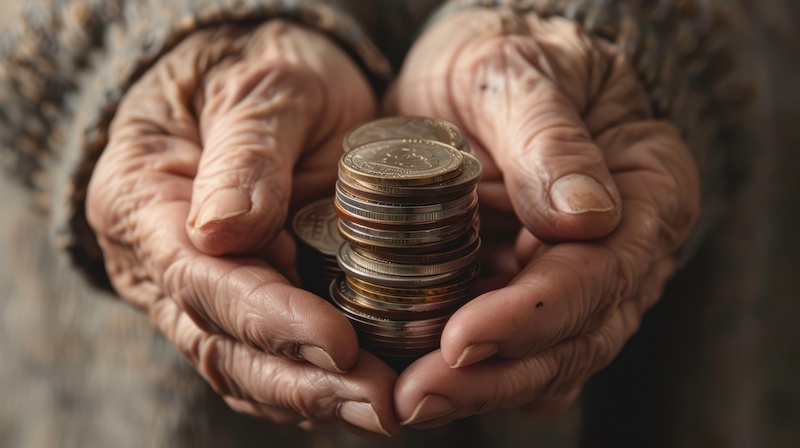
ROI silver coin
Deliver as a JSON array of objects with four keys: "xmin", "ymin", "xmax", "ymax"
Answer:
[
  {"xmin": 337, "ymin": 244, "xmax": 479, "ymax": 287},
  {"xmin": 338, "ymin": 216, "xmax": 474, "ymax": 247},
  {"xmin": 341, "ymin": 242, "xmax": 480, "ymax": 278},
  {"xmin": 346, "ymin": 264, "xmax": 479, "ymax": 299},
  {"xmin": 337, "ymin": 175, "xmax": 473, "ymax": 205},
  {"xmin": 335, "ymin": 182, "xmax": 476, "ymax": 219},
  {"xmin": 352, "ymin": 226, "xmax": 480, "ymax": 264}
]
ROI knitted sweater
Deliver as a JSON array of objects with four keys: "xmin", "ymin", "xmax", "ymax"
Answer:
[{"xmin": 0, "ymin": 0, "xmax": 751, "ymax": 285}]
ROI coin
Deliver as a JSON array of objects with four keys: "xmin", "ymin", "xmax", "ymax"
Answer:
[
  {"xmin": 335, "ymin": 181, "xmax": 476, "ymax": 219},
  {"xmin": 339, "ymin": 214, "xmax": 474, "ymax": 244},
  {"xmin": 341, "ymin": 242, "xmax": 480, "ymax": 277},
  {"xmin": 310, "ymin": 117, "xmax": 487, "ymax": 369},
  {"xmin": 334, "ymin": 197, "xmax": 478, "ymax": 231},
  {"xmin": 340, "ymin": 139, "xmax": 464, "ymax": 186},
  {"xmin": 351, "ymin": 225, "xmax": 480, "ymax": 264},
  {"xmin": 344, "ymin": 116, "xmax": 469, "ymax": 153},
  {"xmin": 337, "ymin": 151, "xmax": 482, "ymax": 199},
  {"xmin": 292, "ymin": 198, "xmax": 343, "ymax": 257},
  {"xmin": 344, "ymin": 284, "xmax": 471, "ymax": 315},
  {"xmin": 330, "ymin": 276, "xmax": 462, "ymax": 319},
  {"xmin": 337, "ymin": 244, "xmax": 479, "ymax": 288},
  {"xmin": 336, "ymin": 176, "xmax": 472, "ymax": 205},
  {"xmin": 345, "ymin": 263, "xmax": 479, "ymax": 299}
]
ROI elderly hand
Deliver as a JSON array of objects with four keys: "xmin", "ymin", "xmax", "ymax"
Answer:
[
  {"xmin": 386, "ymin": 9, "xmax": 700, "ymax": 427},
  {"xmin": 86, "ymin": 21, "xmax": 399, "ymax": 435}
]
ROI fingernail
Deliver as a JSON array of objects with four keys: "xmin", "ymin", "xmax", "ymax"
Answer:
[
  {"xmin": 337, "ymin": 401, "xmax": 394, "ymax": 436},
  {"xmin": 194, "ymin": 188, "xmax": 251, "ymax": 228},
  {"xmin": 297, "ymin": 345, "xmax": 344, "ymax": 373},
  {"xmin": 550, "ymin": 174, "xmax": 614, "ymax": 214},
  {"xmin": 400, "ymin": 395, "xmax": 456, "ymax": 426},
  {"xmin": 452, "ymin": 342, "xmax": 498, "ymax": 368}
]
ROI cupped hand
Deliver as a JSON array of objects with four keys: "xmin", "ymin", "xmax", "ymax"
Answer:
[
  {"xmin": 386, "ymin": 10, "xmax": 700, "ymax": 427},
  {"xmin": 86, "ymin": 21, "xmax": 398, "ymax": 435}
]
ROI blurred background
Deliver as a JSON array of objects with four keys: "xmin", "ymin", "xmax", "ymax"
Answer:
[{"xmin": 0, "ymin": 1, "xmax": 798, "ymax": 447}]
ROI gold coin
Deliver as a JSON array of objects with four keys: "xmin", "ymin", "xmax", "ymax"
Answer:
[
  {"xmin": 337, "ymin": 150, "xmax": 482, "ymax": 198},
  {"xmin": 340, "ymin": 139, "xmax": 463, "ymax": 186},
  {"xmin": 330, "ymin": 276, "xmax": 459, "ymax": 319},
  {"xmin": 344, "ymin": 116, "xmax": 469, "ymax": 152},
  {"xmin": 346, "ymin": 262, "xmax": 480, "ymax": 298}
]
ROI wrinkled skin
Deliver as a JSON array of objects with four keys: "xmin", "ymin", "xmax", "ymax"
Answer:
[
  {"xmin": 387, "ymin": 10, "xmax": 699, "ymax": 427},
  {"xmin": 86, "ymin": 21, "xmax": 399, "ymax": 435},
  {"xmin": 85, "ymin": 10, "xmax": 700, "ymax": 436}
]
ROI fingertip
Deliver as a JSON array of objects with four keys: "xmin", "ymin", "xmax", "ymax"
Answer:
[
  {"xmin": 450, "ymin": 343, "xmax": 499, "ymax": 368},
  {"xmin": 190, "ymin": 187, "xmax": 252, "ymax": 229},
  {"xmin": 297, "ymin": 344, "xmax": 347, "ymax": 373},
  {"xmin": 550, "ymin": 174, "xmax": 615, "ymax": 215},
  {"xmin": 186, "ymin": 219, "xmax": 257, "ymax": 255},
  {"xmin": 338, "ymin": 401, "xmax": 397, "ymax": 437},
  {"xmin": 186, "ymin": 193, "xmax": 286, "ymax": 256},
  {"xmin": 186, "ymin": 187, "xmax": 258, "ymax": 255},
  {"xmin": 506, "ymin": 168, "xmax": 622, "ymax": 242},
  {"xmin": 303, "ymin": 298, "xmax": 361, "ymax": 372},
  {"xmin": 439, "ymin": 295, "xmax": 502, "ymax": 367},
  {"xmin": 548, "ymin": 173, "xmax": 622, "ymax": 239}
]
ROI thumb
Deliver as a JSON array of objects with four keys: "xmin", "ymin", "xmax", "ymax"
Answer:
[
  {"xmin": 187, "ymin": 59, "xmax": 324, "ymax": 255},
  {"xmin": 452, "ymin": 36, "xmax": 622, "ymax": 241}
]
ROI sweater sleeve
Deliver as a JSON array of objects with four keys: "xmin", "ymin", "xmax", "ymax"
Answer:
[
  {"xmin": 0, "ymin": 0, "xmax": 392, "ymax": 287},
  {"xmin": 425, "ymin": 0, "xmax": 755, "ymax": 266}
]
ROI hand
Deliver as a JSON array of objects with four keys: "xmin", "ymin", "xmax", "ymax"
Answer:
[
  {"xmin": 86, "ymin": 21, "xmax": 399, "ymax": 435},
  {"xmin": 386, "ymin": 10, "xmax": 700, "ymax": 427}
]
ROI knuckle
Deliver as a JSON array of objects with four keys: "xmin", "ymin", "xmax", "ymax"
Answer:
[
  {"xmin": 491, "ymin": 356, "xmax": 553, "ymax": 410},
  {"xmin": 238, "ymin": 281, "xmax": 298, "ymax": 354},
  {"xmin": 256, "ymin": 366, "xmax": 335, "ymax": 421},
  {"xmin": 585, "ymin": 330, "xmax": 619, "ymax": 372},
  {"xmin": 546, "ymin": 336, "xmax": 613, "ymax": 397},
  {"xmin": 160, "ymin": 253, "xmax": 224, "ymax": 334},
  {"xmin": 203, "ymin": 60, "xmax": 322, "ymax": 125},
  {"xmin": 197, "ymin": 335, "xmax": 241, "ymax": 397}
]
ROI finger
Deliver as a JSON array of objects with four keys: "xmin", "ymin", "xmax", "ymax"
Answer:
[
  {"xmin": 152, "ymin": 299, "xmax": 400, "ymax": 436},
  {"xmin": 186, "ymin": 28, "xmax": 322, "ymax": 255},
  {"xmin": 86, "ymin": 36, "xmax": 362, "ymax": 374},
  {"xmin": 391, "ymin": 11, "xmax": 625, "ymax": 240},
  {"xmin": 396, "ymin": 301, "xmax": 640, "ymax": 428},
  {"xmin": 450, "ymin": 32, "xmax": 621, "ymax": 241},
  {"xmin": 141, "ymin": 200, "xmax": 360, "ymax": 372},
  {"xmin": 441, "ymin": 122, "xmax": 699, "ymax": 367},
  {"xmin": 442, "ymin": 225, "xmax": 665, "ymax": 368},
  {"xmin": 187, "ymin": 21, "xmax": 375, "ymax": 255}
]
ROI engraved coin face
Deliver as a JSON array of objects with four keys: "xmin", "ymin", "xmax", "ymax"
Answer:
[
  {"xmin": 291, "ymin": 198, "xmax": 343, "ymax": 256},
  {"xmin": 337, "ymin": 151, "xmax": 482, "ymax": 200},
  {"xmin": 344, "ymin": 116, "xmax": 468, "ymax": 152},
  {"xmin": 341, "ymin": 139, "xmax": 463, "ymax": 185}
]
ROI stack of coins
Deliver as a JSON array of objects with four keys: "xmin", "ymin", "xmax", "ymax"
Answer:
[
  {"xmin": 292, "ymin": 198, "xmax": 345, "ymax": 299},
  {"xmin": 332, "ymin": 116, "xmax": 482, "ymax": 370}
]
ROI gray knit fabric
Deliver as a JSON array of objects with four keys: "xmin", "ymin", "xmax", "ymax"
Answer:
[
  {"xmin": 0, "ymin": 0, "xmax": 752, "ymax": 284},
  {"xmin": 428, "ymin": 0, "xmax": 753, "ymax": 265}
]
